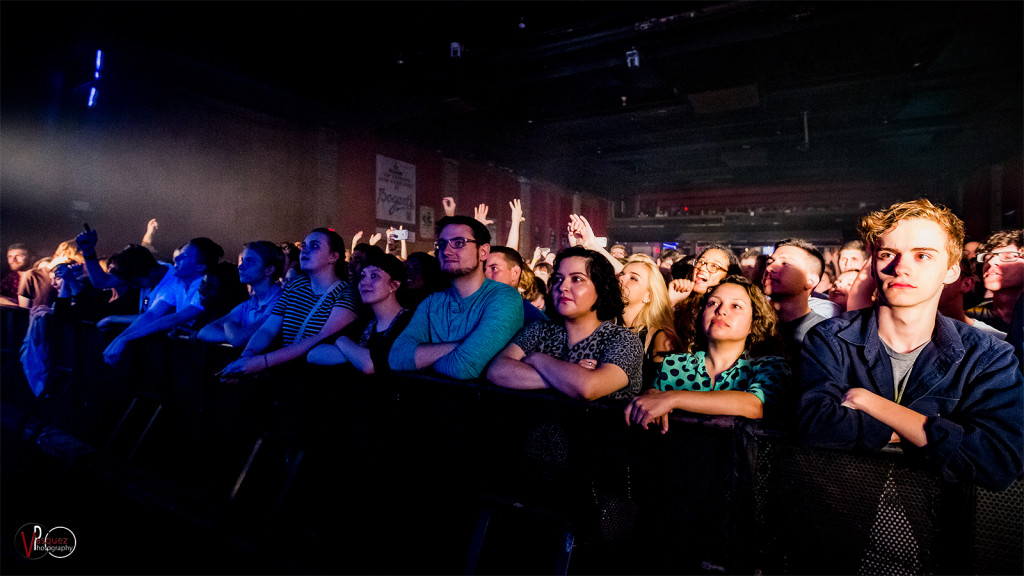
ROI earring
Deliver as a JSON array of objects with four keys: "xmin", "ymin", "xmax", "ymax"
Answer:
[{"xmin": 643, "ymin": 297, "xmax": 650, "ymax": 304}]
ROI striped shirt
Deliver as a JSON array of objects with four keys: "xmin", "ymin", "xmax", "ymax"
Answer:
[{"xmin": 272, "ymin": 273, "xmax": 360, "ymax": 345}]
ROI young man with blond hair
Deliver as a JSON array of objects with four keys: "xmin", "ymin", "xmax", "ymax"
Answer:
[{"xmin": 798, "ymin": 198, "xmax": 1023, "ymax": 491}]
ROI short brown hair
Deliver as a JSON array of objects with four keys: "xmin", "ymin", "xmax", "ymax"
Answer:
[{"xmin": 858, "ymin": 198, "xmax": 964, "ymax": 267}]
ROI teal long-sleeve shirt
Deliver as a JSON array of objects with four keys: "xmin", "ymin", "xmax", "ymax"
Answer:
[{"xmin": 389, "ymin": 278, "xmax": 524, "ymax": 380}]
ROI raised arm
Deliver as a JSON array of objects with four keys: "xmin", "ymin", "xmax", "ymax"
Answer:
[
  {"xmin": 75, "ymin": 226, "xmax": 120, "ymax": 290},
  {"xmin": 845, "ymin": 258, "xmax": 876, "ymax": 312},
  {"xmin": 568, "ymin": 214, "xmax": 623, "ymax": 273},
  {"xmin": 141, "ymin": 218, "xmax": 159, "ymax": 253},
  {"xmin": 505, "ymin": 199, "xmax": 525, "ymax": 251},
  {"xmin": 442, "ymin": 197, "xmax": 456, "ymax": 218},
  {"xmin": 473, "ymin": 203, "xmax": 494, "ymax": 227}
]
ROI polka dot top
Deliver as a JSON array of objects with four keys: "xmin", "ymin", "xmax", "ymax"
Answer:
[{"xmin": 653, "ymin": 351, "xmax": 790, "ymax": 405}]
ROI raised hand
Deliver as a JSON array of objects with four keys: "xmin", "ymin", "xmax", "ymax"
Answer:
[
  {"xmin": 568, "ymin": 214, "xmax": 597, "ymax": 249},
  {"xmin": 473, "ymin": 203, "xmax": 494, "ymax": 226},
  {"xmin": 368, "ymin": 232, "xmax": 383, "ymax": 246},
  {"xmin": 509, "ymin": 199, "xmax": 525, "ymax": 224},
  {"xmin": 75, "ymin": 225, "xmax": 99, "ymax": 258},
  {"xmin": 352, "ymin": 231, "xmax": 364, "ymax": 247},
  {"xmin": 668, "ymin": 278, "xmax": 694, "ymax": 305},
  {"xmin": 442, "ymin": 197, "xmax": 457, "ymax": 217},
  {"xmin": 846, "ymin": 258, "xmax": 876, "ymax": 311}
]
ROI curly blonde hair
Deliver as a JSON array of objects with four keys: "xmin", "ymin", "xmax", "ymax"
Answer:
[{"xmin": 858, "ymin": 198, "xmax": 964, "ymax": 267}]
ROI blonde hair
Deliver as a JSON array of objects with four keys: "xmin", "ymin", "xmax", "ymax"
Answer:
[
  {"xmin": 519, "ymin": 264, "xmax": 541, "ymax": 300},
  {"xmin": 858, "ymin": 198, "xmax": 964, "ymax": 267},
  {"xmin": 53, "ymin": 239, "xmax": 84, "ymax": 264},
  {"xmin": 622, "ymin": 254, "xmax": 678, "ymax": 349}
]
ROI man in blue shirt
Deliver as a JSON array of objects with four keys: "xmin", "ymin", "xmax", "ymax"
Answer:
[
  {"xmin": 389, "ymin": 215, "xmax": 523, "ymax": 380},
  {"xmin": 484, "ymin": 245, "xmax": 548, "ymax": 327},
  {"xmin": 798, "ymin": 198, "xmax": 1023, "ymax": 491}
]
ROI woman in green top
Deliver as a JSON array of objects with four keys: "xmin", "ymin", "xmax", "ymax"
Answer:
[{"xmin": 625, "ymin": 275, "xmax": 788, "ymax": 433}]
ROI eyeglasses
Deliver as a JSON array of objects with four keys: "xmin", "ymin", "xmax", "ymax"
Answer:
[
  {"xmin": 976, "ymin": 250, "xmax": 1023, "ymax": 264},
  {"xmin": 695, "ymin": 259, "xmax": 726, "ymax": 274},
  {"xmin": 434, "ymin": 237, "xmax": 478, "ymax": 251}
]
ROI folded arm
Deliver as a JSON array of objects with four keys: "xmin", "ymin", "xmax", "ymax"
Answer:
[{"xmin": 486, "ymin": 343, "xmax": 550, "ymax": 390}]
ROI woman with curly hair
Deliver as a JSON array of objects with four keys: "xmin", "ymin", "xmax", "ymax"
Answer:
[
  {"xmin": 668, "ymin": 244, "xmax": 743, "ymax": 350},
  {"xmin": 618, "ymin": 254, "xmax": 682, "ymax": 387},
  {"xmin": 625, "ymin": 275, "xmax": 788, "ymax": 432},
  {"xmin": 487, "ymin": 246, "xmax": 644, "ymax": 401}
]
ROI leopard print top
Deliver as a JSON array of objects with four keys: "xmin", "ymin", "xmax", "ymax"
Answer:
[{"xmin": 512, "ymin": 320, "xmax": 644, "ymax": 400}]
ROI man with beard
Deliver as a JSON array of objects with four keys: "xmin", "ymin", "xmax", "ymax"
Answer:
[{"xmin": 389, "ymin": 215, "xmax": 523, "ymax": 380}]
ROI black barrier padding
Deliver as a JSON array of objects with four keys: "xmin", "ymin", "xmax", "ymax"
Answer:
[
  {"xmin": 1, "ymin": 306, "xmax": 1023, "ymax": 575},
  {"xmin": 751, "ymin": 437, "xmax": 977, "ymax": 575},
  {"xmin": 973, "ymin": 478, "xmax": 1024, "ymax": 575}
]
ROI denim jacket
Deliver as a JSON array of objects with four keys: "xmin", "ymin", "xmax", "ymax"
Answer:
[{"xmin": 797, "ymin": 308, "xmax": 1024, "ymax": 491}]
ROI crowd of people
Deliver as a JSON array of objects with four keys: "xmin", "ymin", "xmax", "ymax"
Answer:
[{"xmin": 3, "ymin": 196, "xmax": 1023, "ymax": 491}]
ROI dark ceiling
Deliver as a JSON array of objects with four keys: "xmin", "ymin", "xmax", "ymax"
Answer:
[{"xmin": 3, "ymin": 1, "xmax": 1022, "ymax": 202}]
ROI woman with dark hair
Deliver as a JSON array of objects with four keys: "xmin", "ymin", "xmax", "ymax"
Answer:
[
  {"xmin": 487, "ymin": 246, "xmax": 644, "ymax": 401},
  {"xmin": 308, "ymin": 251, "xmax": 412, "ymax": 374},
  {"xmin": 670, "ymin": 244, "xmax": 743, "ymax": 350},
  {"xmin": 219, "ymin": 228, "xmax": 360, "ymax": 377},
  {"xmin": 397, "ymin": 251, "xmax": 447, "ymax": 311},
  {"xmin": 625, "ymin": 275, "xmax": 789, "ymax": 432},
  {"xmin": 191, "ymin": 261, "xmax": 249, "ymax": 332}
]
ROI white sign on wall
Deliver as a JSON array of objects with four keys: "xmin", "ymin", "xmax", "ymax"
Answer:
[
  {"xmin": 376, "ymin": 155, "xmax": 416, "ymax": 224},
  {"xmin": 419, "ymin": 206, "xmax": 435, "ymax": 239}
]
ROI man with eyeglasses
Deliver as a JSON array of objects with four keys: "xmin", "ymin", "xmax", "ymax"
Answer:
[
  {"xmin": 389, "ymin": 215, "xmax": 523, "ymax": 380},
  {"xmin": 967, "ymin": 229, "xmax": 1023, "ymax": 333}
]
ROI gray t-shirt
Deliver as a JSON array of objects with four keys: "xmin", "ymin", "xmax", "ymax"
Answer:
[{"xmin": 880, "ymin": 339, "xmax": 926, "ymax": 405}]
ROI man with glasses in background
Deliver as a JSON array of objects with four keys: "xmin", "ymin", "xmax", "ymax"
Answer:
[
  {"xmin": 968, "ymin": 229, "xmax": 1023, "ymax": 334},
  {"xmin": 389, "ymin": 215, "xmax": 523, "ymax": 380}
]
